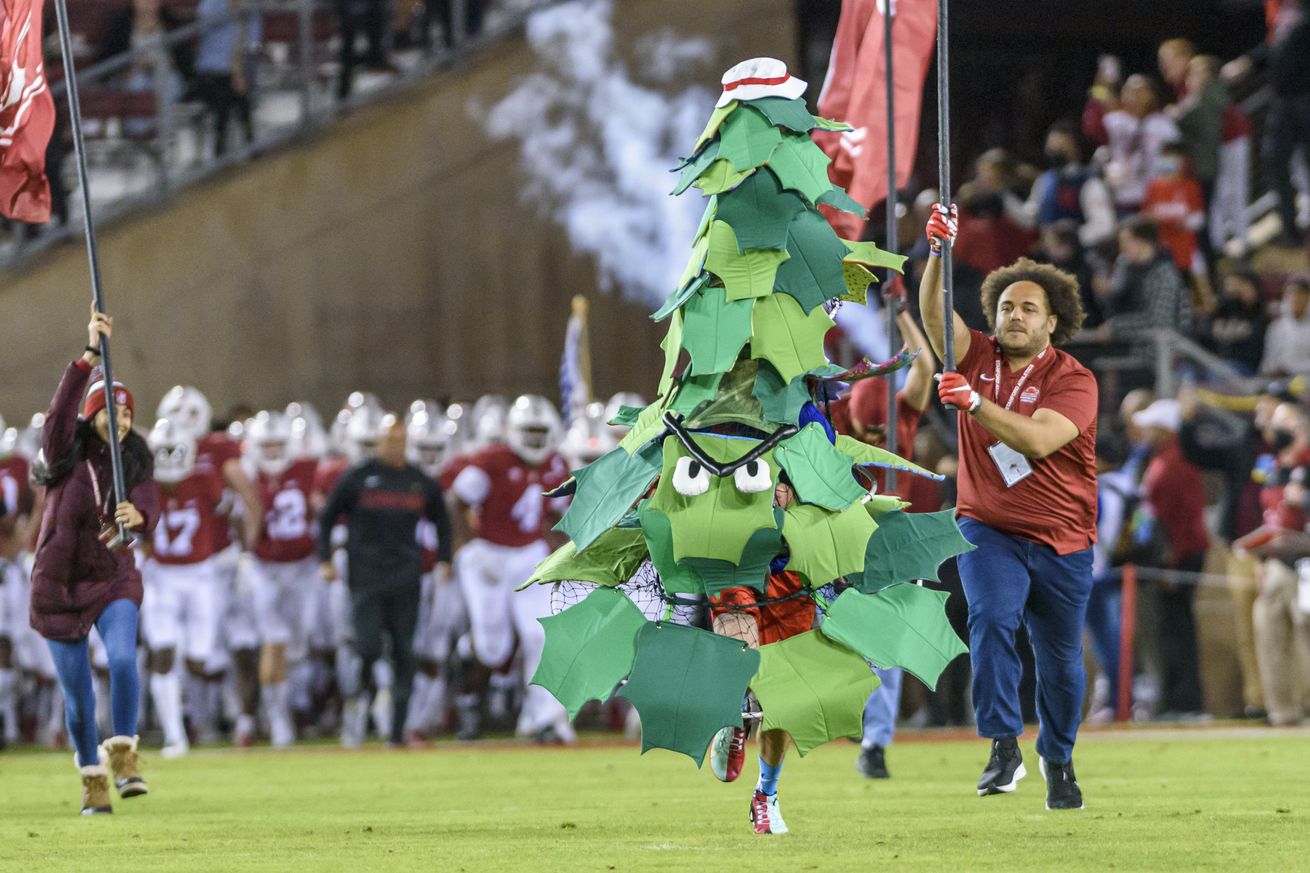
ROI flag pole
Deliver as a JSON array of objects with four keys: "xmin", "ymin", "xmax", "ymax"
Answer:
[
  {"xmin": 882, "ymin": 0, "xmax": 899, "ymax": 491},
  {"xmin": 936, "ymin": 0, "xmax": 956, "ymax": 373},
  {"xmin": 53, "ymin": 0, "xmax": 130, "ymax": 523},
  {"xmin": 573, "ymin": 294, "xmax": 593, "ymax": 403}
]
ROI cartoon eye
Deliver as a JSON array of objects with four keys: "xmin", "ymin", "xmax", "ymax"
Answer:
[
  {"xmin": 733, "ymin": 459, "xmax": 772, "ymax": 494},
  {"xmin": 672, "ymin": 456, "xmax": 711, "ymax": 496}
]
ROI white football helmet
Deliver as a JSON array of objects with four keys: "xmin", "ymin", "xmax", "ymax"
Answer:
[
  {"xmin": 506, "ymin": 394, "xmax": 563, "ymax": 466},
  {"xmin": 286, "ymin": 402, "xmax": 328, "ymax": 460},
  {"xmin": 245, "ymin": 411, "xmax": 294, "ymax": 476},
  {"xmin": 603, "ymin": 391, "xmax": 647, "ymax": 439},
  {"xmin": 343, "ymin": 407, "xmax": 385, "ymax": 464},
  {"xmin": 469, "ymin": 395, "xmax": 509, "ymax": 451},
  {"xmin": 562, "ymin": 401, "xmax": 615, "ymax": 467},
  {"xmin": 149, "ymin": 418, "xmax": 198, "ymax": 485},
  {"xmin": 407, "ymin": 403, "xmax": 451, "ymax": 477},
  {"xmin": 156, "ymin": 386, "xmax": 212, "ymax": 440}
]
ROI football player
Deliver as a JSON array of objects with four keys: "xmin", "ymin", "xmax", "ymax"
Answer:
[
  {"xmin": 143, "ymin": 419, "xmax": 229, "ymax": 758},
  {"xmin": 156, "ymin": 386, "xmax": 262, "ymax": 744},
  {"xmin": 449, "ymin": 394, "xmax": 572, "ymax": 743},
  {"xmin": 244, "ymin": 412, "xmax": 322, "ymax": 747},
  {"xmin": 402, "ymin": 403, "xmax": 465, "ymax": 743}
]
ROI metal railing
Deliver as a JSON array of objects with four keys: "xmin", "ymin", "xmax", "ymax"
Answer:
[{"xmin": 3, "ymin": 0, "xmax": 555, "ymax": 269}]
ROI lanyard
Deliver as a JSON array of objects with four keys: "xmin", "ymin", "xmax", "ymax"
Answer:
[
  {"xmin": 86, "ymin": 461, "xmax": 110, "ymax": 518},
  {"xmin": 992, "ymin": 345, "xmax": 1047, "ymax": 412}
]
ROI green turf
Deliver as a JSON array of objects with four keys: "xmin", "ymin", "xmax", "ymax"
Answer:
[{"xmin": 0, "ymin": 729, "xmax": 1306, "ymax": 872}]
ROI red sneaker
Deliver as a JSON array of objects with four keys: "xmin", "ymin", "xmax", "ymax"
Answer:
[
  {"xmin": 749, "ymin": 790, "xmax": 788, "ymax": 834},
  {"xmin": 710, "ymin": 724, "xmax": 748, "ymax": 782}
]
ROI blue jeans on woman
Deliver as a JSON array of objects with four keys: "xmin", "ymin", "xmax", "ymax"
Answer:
[
  {"xmin": 956, "ymin": 518, "xmax": 1093, "ymax": 765},
  {"xmin": 46, "ymin": 598, "xmax": 140, "ymax": 766}
]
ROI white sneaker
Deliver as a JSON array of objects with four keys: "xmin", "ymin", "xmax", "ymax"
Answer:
[
  {"xmin": 233, "ymin": 714, "xmax": 256, "ymax": 748},
  {"xmin": 341, "ymin": 697, "xmax": 368, "ymax": 749},
  {"xmin": 160, "ymin": 740, "xmax": 190, "ymax": 760},
  {"xmin": 750, "ymin": 790, "xmax": 788, "ymax": 835},
  {"xmin": 269, "ymin": 715, "xmax": 295, "ymax": 748}
]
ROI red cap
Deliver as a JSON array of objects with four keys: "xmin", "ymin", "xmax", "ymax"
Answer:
[{"xmin": 82, "ymin": 379, "xmax": 135, "ymax": 421}]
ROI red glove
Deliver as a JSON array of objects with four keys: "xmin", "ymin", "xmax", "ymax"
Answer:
[
  {"xmin": 925, "ymin": 203, "xmax": 959, "ymax": 255},
  {"xmin": 937, "ymin": 371, "xmax": 980, "ymax": 413}
]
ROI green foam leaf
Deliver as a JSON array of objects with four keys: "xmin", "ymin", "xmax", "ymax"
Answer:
[
  {"xmin": 850, "ymin": 509, "xmax": 977, "ymax": 594},
  {"xmin": 680, "ymin": 285, "xmax": 755, "ymax": 377},
  {"xmin": 750, "ymin": 292, "xmax": 835, "ymax": 383},
  {"xmin": 819, "ymin": 586, "xmax": 968, "ymax": 690},
  {"xmin": 679, "ymin": 525, "xmax": 780, "ymax": 597},
  {"xmin": 842, "ymin": 239, "xmax": 910, "ymax": 274},
  {"xmin": 672, "ymin": 140, "xmax": 722, "ymax": 196},
  {"xmin": 811, "ymin": 115, "xmax": 853, "ymax": 132},
  {"xmin": 747, "ymin": 96, "xmax": 820, "ymax": 133},
  {"xmin": 617, "ymin": 622, "xmax": 760, "ymax": 767},
  {"xmin": 638, "ymin": 502, "xmax": 705, "ymax": 595},
  {"xmin": 693, "ymin": 101, "xmax": 737, "ymax": 152},
  {"xmin": 554, "ymin": 443, "xmax": 663, "ymax": 553},
  {"xmin": 751, "ymin": 629, "xmax": 880, "ymax": 756},
  {"xmin": 525, "ymin": 528, "xmax": 649, "ymax": 589},
  {"xmin": 693, "ymin": 159, "xmax": 757, "ymax": 195},
  {"xmin": 773, "ymin": 209, "xmax": 851, "ymax": 313},
  {"xmin": 751, "ymin": 361, "xmax": 811, "ymax": 425},
  {"xmin": 531, "ymin": 588, "xmax": 648, "ymax": 719},
  {"xmin": 782, "ymin": 502, "xmax": 877, "ymax": 587},
  {"xmin": 835, "ymin": 434, "xmax": 940, "ymax": 481},
  {"xmin": 669, "ymin": 371, "xmax": 725, "ymax": 417},
  {"xmin": 716, "ymin": 105, "xmax": 785, "ymax": 172},
  {"xmin": 714, "ymin": 167, "xmax": 808, "ymax": 252},
  {"xmin": 817, "ymin": 185, "xmax": 868, "ymax": 217},
  {"xmin": 767, "ymin": 138, "xmax": 834, "ymax": 205},
  {"xmin": 658, "ymin": 309, "xmax": 684, "ymax": 396},
  {"xmin": 705, "ymin": 221, "xmax": 790, "ymax": 302},
  {"xmin": 652, "ymin": 272, "xmax": 710, "ymax": 323},
  {"xmin": 773, "ymin": 423, "xmax": 868, "ymax": 511}
]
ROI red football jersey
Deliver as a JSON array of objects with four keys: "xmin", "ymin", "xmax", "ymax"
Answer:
[
  {"xmin": 451, "ymin": 444, "xmax": 569, "ymax": 548},
  {"xmin": 0, "ymin": 455, "xmax": 34, "ymax": 520},
  {"xmin": 254, "ymin": 459, "xmax": 320, "ymax": 563},
  {"xmin": 151, "ymin": 469, "xmax": 227, "ymax": 565},
  {"xmin": 195, "ymin": 431, "xmax": 243, "ymax": 550}
]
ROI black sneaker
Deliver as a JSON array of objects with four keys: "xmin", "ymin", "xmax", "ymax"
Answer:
[
  {"xmin": 856, "ymin": 744, "xmax": 889, "ymax": 779},
  {"xmin": 977, "ymin": 738, "xmax": 1026, "ymax": 796},
  {"xmin": 1040, "ymin": 758, "xmax": 1084, "ymax": 810}
]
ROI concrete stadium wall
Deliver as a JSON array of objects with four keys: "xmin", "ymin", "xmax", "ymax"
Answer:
[{"xmin": 0, "ymin": 0, "xmax": 797, "ymax": 421}]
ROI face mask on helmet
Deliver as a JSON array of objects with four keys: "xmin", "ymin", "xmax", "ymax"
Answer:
[
  {"xmin": 506, "ymin": 395, "xmax": 562, "ymax": 465},
  {"xmin": 149, "ymin": 422, "xmax": 198, "ymax": 485},
  {"xmin": 253, "ymin": 438, "xmax": 292, "ymax": 475}
]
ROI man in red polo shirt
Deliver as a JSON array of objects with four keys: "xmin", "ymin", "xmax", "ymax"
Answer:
[{"xmin": 920, "ymin": 204, "xmax": 1098, "ymax": 811}]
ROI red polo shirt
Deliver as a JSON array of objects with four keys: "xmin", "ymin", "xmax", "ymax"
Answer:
[{"xmin": 955, "ymin": 329, "xmax": 1099, "ymax": 555}]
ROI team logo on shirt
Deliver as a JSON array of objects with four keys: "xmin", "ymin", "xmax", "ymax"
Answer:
[{"xmin": 1020, "ymin": 386, "xmax": 1040, "ymax": 404}]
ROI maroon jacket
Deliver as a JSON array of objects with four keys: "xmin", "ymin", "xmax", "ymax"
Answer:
[{"xmin": 29, "ymin": 360, "xmax": 158, "ymax": 641}]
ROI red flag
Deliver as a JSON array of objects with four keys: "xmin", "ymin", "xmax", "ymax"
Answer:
[
  {"xmin": 814, "ymin": 0, "xmax": 936, "ymax": 240},
  {"xmin": 0, "ymin": 0, "xmax": 54, "ymax": 223}
]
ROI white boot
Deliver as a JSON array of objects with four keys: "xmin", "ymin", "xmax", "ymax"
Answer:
[{"xmin": 150, "ymin": 672, "xmax": 189, "ymax": 758}]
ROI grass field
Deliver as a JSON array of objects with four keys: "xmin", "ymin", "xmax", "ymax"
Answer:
[{"xmin": 1, "ymin": 725, "xmax": 1306, "ymax": 872}]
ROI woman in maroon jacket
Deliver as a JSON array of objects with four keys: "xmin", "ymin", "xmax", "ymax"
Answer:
[{"xmin": 31, "ymin": 309, "xmax": 157, "ymax": 815}]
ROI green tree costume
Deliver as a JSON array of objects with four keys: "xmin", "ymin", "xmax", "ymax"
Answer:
[{"xmin": 523, "ymin": 62, "xmax": 974, "ymax": 766}]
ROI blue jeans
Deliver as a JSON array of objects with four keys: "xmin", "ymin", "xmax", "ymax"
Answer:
[
  {"xmin": 861, "ymin": 667, "xmax": 903, "ymax": 748},
  {"xmin": 957, "ymin": 518, "xmax": 1092, "ymax": 764},
  {"xmin": 46, "ymin": 598, "xmax": 140, "ymax": 766}
]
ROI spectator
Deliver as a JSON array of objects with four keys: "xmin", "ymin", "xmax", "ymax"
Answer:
[
  {"xmin": 1102, "ymin": 75, "xmax": 1180, "ymax": 215},
  {"xmin": 1247, "ymin": 401, "xmax": 1310, "ymax": 725},
  {"xmin": 1259, "ymin": 277, "xmax": 1310, "ymax": 376},
  {"xmin": 1177, "ymin": 385, "xmax": 1270, "ymax": 718},
  {"xmin": 1142, "ymin": 142, "xmax": 1206, "ymax": 277},
  {"xmin": 1227, "ymin": 0, "xmax": 1310, "ymax": 247},
  {"xmin": 1195, "ymin": 55, "xmax": 1253, "ymax": 253},
  {"xmin": 193, "ymin": 0, "xmax": 260, "ymax": 158},
  {"xmin": 1101, "ymin": 217, "xmax": 1192, "ymax": 339},
  {"xmin": 1082, "ymin": 54, "xmax": 1122, "ymax": 147},
  {"xmin": 1021, "ymin": 121, "xmax": 1116, "ymax": 248},
  {"xmin": 1034, "ymin": 219, "xmax": 1104, "ymax": 328},
  {"xmin": 335, "ymin": 0, "xmax": 397, "ymax": 100},
  {"xmin": 1157, "ymin": 38, "xmax": 1194, "ymax": 98},
  {"xmin": 1160, "ymin": 39, "xmax": 1225, "ymax": 208},
  {"xmin": 1205, "ymin": 264, "xmax": 1268, "ymax": 374},
  {"xmin": 953, "ymin": 149, "xmax": 1037, "ymax": 276},
  {"xmin": 1133, "ymin": 399, "xmax": 1208, "ymax": 719},
  {"xmin": 1087, "ymin": 424, "xmax": 1132, "ymax": 722}
]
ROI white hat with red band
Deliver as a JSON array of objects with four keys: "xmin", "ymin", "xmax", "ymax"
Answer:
[{"xmin": 716, "ymin": 57, "xmax": 808, "ymax": 108}]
